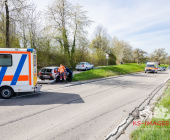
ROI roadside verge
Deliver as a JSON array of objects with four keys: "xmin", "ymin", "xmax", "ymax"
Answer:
[
  {"xmin": 129, "ymin": 81, "xmax": 170, "ymax": 140},
  {"xmin": 105, "ymin": 78, "xmax": 170, "ymax": 140}
]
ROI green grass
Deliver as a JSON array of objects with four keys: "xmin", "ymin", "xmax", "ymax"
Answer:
[
  {"xmin": 159, "ymin": 64, "xmax": 169, "ymax": 68},
  {"xmin": 130, "ymin": 85, "xmax": 170, "ymax": 140},
  {"xmin": 72, "ymin": 63, "xmax": 146, "ymax": 81}
]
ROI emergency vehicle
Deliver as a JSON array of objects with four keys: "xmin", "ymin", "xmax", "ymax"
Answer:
[
  {"xmin": 145, "ymin": 62, "xmax": 158, "ymax": 73},
  {"xmin": 0, "ymin": 48, "xmax": 41, "ymax": 99}
]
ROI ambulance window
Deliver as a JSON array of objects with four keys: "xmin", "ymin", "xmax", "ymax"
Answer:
[{"xmin": 0, "ymin": 54, "xmax": 12, "ymax": 66}]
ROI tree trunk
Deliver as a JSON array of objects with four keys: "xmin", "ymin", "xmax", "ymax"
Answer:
[
  {"xmin": 137, "ymin": 57, "xmax": 139, "ymax": 64},
  {"xmin": 5, "ymin": 0, "xmax": 10, "ymax": 48},
  {"xmin": 70, "ymin": 34, "xmax": 76, "ymax": 67}
]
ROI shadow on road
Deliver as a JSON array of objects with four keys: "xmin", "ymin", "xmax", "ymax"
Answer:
[{"xmin": 0, "ymin": 92, "xmax": 85, "ymax": 106}]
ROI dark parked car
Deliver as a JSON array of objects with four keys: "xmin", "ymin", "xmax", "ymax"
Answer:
[{"xmin": 38, "ymin": 66, "xmax": 73, "ymax": 82}]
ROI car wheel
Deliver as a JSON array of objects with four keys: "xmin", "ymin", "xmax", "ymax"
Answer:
[
  {"xmin": 145, "ymin": 71, "xmax": 146, "ymax": 73},
  {"xmin": 85, "ymin": 67, "xmax": 87, "ymax": 71},
  {"xmin": 0, "ymin": 87, "xmax": 14, "ymax": 99},
  {"xmin": 77, "ymin": 69, "xmax": 79, "ymax": 71},
  {"xmin": 92, "ymin": 67, "xmax": 94, "ymax": 69}
]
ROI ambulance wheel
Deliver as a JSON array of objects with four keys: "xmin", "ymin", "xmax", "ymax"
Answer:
[{"xmin": 0, "ymin": 87, "xmax": 14, "ymax": 99}]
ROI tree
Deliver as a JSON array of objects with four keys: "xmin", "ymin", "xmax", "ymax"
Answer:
[
  {"xmin": 90, "ymin": 25, "xmax": 111, "ymax": 65},
  {"xmin": 46, "ymin": 0, "xmax": 92, "ymax": 67},
  {"xmin": 133, "ymin": 48, "xmax": 147, "ymax": 64},
  {"xmin": 151, "ymin": 48, "xmax": 167, "ymax": 64},
  {"xmin": 111, "ymin": 37, "xmax": 133, "ymax": 63},
  {"xmin": 0, "ymin": 0, "xmax": 30, "ymax": 48}
]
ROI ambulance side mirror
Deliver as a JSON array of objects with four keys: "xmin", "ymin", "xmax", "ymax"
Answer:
[{"xmin": 54, "ymin": 70, "xmax": 57, "ymax": 73}]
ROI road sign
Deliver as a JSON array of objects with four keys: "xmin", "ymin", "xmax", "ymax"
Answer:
[{"xmin": 106, "ymin": 54, "xmax": 109, "ymax": 59}]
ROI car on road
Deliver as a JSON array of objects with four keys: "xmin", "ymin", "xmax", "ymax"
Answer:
[
  {"xmin": 167, "ymin": 66, "xmax": 170, "ymax": 70},
  {"xmin": 158, "ymin": 67, "xmax": 163, "ymax": 71},
  {"xmin": 38, "ymin": 66, "xmax": 73, "ymax": 82},
  {"xmin": 75, "ymin": 62, "xmax": 94, "ymax": 71},
  {"xmin": 161, "ymin": 67, "xmax": 166, "ymax": 71}
]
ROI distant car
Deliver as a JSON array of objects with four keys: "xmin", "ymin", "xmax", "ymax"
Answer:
[
  {"xmin": 161, "ymin": 67, "xmax": 166, "ymax": 71},
  {"xmin": 75, "ymin": 62, "xmax": 94, "ymax": 71},
  {"xmin": 158, "ymin": 67, "xmax": 162, "ymax": 71},
  {"xmin": 167, "ymin": 66, "xmax": 170, "ymax": 70},
  {"xmin": 38, "ymin": 66, "xmax": 73, "ymax": 82}
]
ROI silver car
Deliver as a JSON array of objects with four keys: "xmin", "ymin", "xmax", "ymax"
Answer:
[
  {"xmin": 38, "ymin": 66, "xmax": 73, "ymax": 82},
  {"xmin": 75, "ymin": 62, "xmax": 94, "ymax": 71},
  {"xmin": 38, "ymin": 67, "xmax": 59, "ymax": 80},
  {"xmin": 158, "ymin": 67, "xmax": 162, "ymax": 71}
]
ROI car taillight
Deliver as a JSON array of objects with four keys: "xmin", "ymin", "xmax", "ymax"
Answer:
[
  {"xmin": 82, "ymin": 65, "xmax": 84, "ymax": 67},
  {"xmin": 39, "ymin": 72, "xmax": 41, "ymax": 75},
  {"xmin": 50, "ymin": 74, "xmax": 52, "ymax": 76}
]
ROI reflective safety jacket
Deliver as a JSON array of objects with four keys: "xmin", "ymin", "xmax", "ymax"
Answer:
[{"xmin": 58, "ymin": 66, "xmax": 66, "ymax": 73}]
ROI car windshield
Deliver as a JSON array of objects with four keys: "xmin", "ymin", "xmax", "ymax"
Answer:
[
  {"xmin": 41, "ymin": 69, "xmax": 52, "ymax": 73},
  {"xmin": 146, "ymin": 65, "xmax": 154, "ymax": 67},
  {"xmin": 77, "ymin": 62, "xmax": 85, "ymax": 65}
]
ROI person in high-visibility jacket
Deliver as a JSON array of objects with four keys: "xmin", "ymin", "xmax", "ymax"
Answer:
[{"xmin": 58, "ymin": 64, "xmax": 66, "ymax": 82}]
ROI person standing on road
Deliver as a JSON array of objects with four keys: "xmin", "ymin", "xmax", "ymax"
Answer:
[{"xmin": 58, "ymin": 64, "xmax": 67, "ymax": 83}]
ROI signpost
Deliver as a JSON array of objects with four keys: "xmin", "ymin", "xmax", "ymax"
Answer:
[{"xmin": 106, "ymin": 53, "xmax": 109, "ymax": 66}]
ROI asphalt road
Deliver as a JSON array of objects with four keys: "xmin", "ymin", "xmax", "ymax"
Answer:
[{"xmin": 0, "ymin": 70, "xmax": 170, "ymax": 140}]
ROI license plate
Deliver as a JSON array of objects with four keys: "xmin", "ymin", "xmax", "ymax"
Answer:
[{"xmin": 44, "ymin": 75, "xmax": 50, "ymax": 78}]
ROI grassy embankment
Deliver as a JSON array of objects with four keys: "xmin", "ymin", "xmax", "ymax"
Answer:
[
  {"xmin": 130, "ymin": 82, "xmax": 170, "ymax": 140},
  {"xmin": 72, "ymin": 63, "xmax": 146, "ymax": 81}
]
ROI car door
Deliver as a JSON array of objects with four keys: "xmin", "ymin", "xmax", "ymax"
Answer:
[
  {"xmin": 86, "ymin": 62, "xmax": 90, "ymax": 69},
  {"xmin": 54, "ymin": 68, "xmax": 59, "ymax": 78}
]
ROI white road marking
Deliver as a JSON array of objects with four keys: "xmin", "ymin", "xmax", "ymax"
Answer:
[{"xmin": 164, "ymin": 77, "xmax": 170, "ymax": 83}]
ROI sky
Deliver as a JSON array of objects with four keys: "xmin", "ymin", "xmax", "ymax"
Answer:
[{"xmin": 32, "ymin": 0, "xmax": 170, "ymax": 55}]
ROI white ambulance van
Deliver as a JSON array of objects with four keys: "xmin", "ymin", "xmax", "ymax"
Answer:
[
  {"xmin": 145, "ymin": 62, "xmax": 158, "ymax": 73},
  {"xmin": 0, "ymin": 48, "xmax": 41, "ymax": 99}
]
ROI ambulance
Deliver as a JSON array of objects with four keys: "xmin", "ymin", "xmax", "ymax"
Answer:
[
  {"xmin": 145, "ymin": 62, "xmax": 158, "ymax": 73},
  {"xmin": 0, "ymin": 48, "xmax": 41, "ymax": 99}
]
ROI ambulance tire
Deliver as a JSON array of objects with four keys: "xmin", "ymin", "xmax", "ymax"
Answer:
[{"xmin": 0, "ymin": 86, "xmax": 14, "ymax": 99}]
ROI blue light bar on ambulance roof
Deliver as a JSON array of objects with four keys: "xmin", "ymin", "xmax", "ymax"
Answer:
[{"xmin": 27, "ymin": 49, "xmax": 34, "ymax": 52}]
